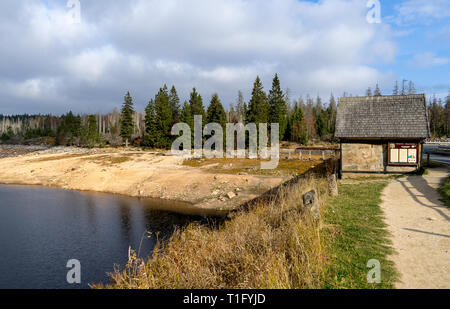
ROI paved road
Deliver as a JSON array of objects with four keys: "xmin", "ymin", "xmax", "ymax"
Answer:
[
  {"xmin": 380, "ymin": 167, "xmax": 450, "ymax": 289},
  {"xmin": 424, "ymin": 144, "xmax": 450, "ymax": 165}
]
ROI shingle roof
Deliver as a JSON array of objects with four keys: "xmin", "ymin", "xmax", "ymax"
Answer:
[{"xmin": 335, "ymin": 94, "xmax": 430, "ymax": 139}]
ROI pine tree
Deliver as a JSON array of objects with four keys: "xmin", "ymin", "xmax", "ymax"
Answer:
[
  {"xmin": 268, "ymin": 74, "xmax": 288, "ymax": 140},
  {"xmin": 119, "ymin": 91, "xmax": 135, "ymax": 147},
  {"xmin": 87, "ymin": 114, "xmax": 99, "ymax": 146},
  {"xmin": 246, "ymin": 76, "xmax": 269, "ymax": 126},
  {"xmin": 180, "ymin": 101, "xmax": 193, "ymax": 128},
  {"xmin": 290, "ymin": 102, "xmax": 306, "ymax": 143},
  {"xmin": 57, "ymin": 111, "xmax": 80, "ymax": 145},
  {"xmin": 180, "ymin": 100, "xmax": 194, "ymax": 147},
  {"xmin": 236, "ymin": 90, "xmax": 246, "ymax": 123},
  {"xmin": 374, "ymin": 83, "xmax": 382, "ymax": 96},
  {"xmin": 154, "ymin": 87, "xmax": 173, "ymax": 149},
  {"xmin": 206, "ymin": 93, "xmax": 227, "ymax": 128},
  {"xmin": 143, "ymin": 99, "xmax": 158, "ymax": 147},
  {"xmin": 393, "ymin": 80, "xmax": 399, "ymax": 95},
  {"xmin": 316, "ymin": 112, "xmax": 326, "ymax": 138},
  {"xmin": 168, "ymin": 85, "xmax": 181, "ymax": 124},
  {"xmin": 326, "ymin": 94, "xmax": 337, "ymax": 135},
  {"xmin": 189, "ymin": 88, "xmax": 205, "ymax": 126}
]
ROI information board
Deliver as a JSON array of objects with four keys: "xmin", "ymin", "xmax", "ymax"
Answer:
[{"xmin": 389, "ymin": 143, "xmax": 418, "ymax": 165}]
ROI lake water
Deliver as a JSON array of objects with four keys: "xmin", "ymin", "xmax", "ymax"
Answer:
[{"xmin": 0, "ymin": 184, "xmax": 198, "ymax": 289}]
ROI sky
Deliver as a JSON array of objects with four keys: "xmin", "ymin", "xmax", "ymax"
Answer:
[{"xmin": 0, "ymin": 0, "xmax": 449, "ymax": 115}]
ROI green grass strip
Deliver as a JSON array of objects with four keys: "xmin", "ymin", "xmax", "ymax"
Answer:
[
  {"xmin": 438, "ymin": 176, "xmax": 450, "ymax": 208},
  {"xmin": 322, "ymin": 182, "xmax": 398, "ymax": 289}
]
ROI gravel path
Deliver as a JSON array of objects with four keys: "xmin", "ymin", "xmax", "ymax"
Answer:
[{"xmin": 380, "ymin": 167, "xmax": 450, "ymax": 289}]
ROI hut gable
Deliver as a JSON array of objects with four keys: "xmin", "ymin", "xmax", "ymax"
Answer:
[{"xmin": 335, "ymin": 94, "xmax": 430, "ymax": 139}]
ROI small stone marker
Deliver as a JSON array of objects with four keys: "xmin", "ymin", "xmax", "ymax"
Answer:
[
  {"xmin": 227, "ymin": 191, "xmax": 236, "ymax": 199},
  {"xmin": 328, "ymin": 174, "xmax": 338, "ymax": 197},
  {"xmin": 302, "ymin": 190, "xmax": 320, "ymax": 220}
]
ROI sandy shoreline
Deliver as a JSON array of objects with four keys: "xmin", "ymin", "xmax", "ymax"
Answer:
[{"xmin": 0, "ymin": 145, "xmax": 290, "ymax": 212}]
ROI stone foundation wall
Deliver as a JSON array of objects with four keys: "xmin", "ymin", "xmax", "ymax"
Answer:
[
  {"xmin": 342, "ymin": 143, "xmax": 384, "ymax": 172},
  {"xmin": 386, "ymin": 165, "xmax": 418, "ymax": 173},
  {"xmin": 341, "ymin": 141, "xmax": 422, "ymax": 174}
]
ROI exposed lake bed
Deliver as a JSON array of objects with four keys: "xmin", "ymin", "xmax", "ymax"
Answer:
[
  {"xmin": 0, "ymin": 145, "xmax": 293, "ymax": 213},
  {"xmin": 0, "ymin": 145, "xmax": 322, "ymax": 288}
]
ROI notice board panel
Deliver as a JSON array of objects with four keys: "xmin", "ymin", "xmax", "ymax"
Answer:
[{"xmin": 388, "ymin": 143, "xmax": 418, "ymax": 165}]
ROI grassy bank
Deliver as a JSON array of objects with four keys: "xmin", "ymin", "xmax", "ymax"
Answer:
[
  {"xmin": 97, "ymin": 173, "xmax": 397, "ymax": 289},
  {"xmin": 322, "ymin": 182, "xmax": 398, "ymax": 289},
  {"xmin": 98, "ymin": 177, "xmax": 330, "ymax": 289},
  {"xmin": 438, "ymin": 176, "xmax": 450, "ymax": 208}
]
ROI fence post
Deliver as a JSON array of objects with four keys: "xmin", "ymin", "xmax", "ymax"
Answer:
[{"xmin": 328, "ymin": 174, "xmax": 338, "ymax": 197}]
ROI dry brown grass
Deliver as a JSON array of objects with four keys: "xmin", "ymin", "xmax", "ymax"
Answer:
[
  {"xmin": 97, "ymin": 177, "xmax": 330, "ymax": 289},
  {"xmin": 183, "ymin": 157, "xmax": 319, "ymax": 176},
  {"xmin": 78, "ymin": 155, "xmax": 132, "ymax": 166},
  {"xmin": 27, "ymin": 153, "xmax": 84, "ymax": 162}
]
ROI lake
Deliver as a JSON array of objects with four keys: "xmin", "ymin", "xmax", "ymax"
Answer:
[{"xmin": 0, "ymin": 184, "xmax": 198, "ymax": 289}]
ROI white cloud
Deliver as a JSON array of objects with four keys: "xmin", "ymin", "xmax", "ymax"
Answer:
[
  {"xmin": 412, "ymin": 52, "xmax": 449, "ymax": 68},
  {"xmin": 394, "ymin": 0, "xmax": 450, "ymax": 24},
  {"xmin": 65, "ymin": 46, "xmax": 121, "ymax": 83},
  {"xmin": 0, "ymin": 77, "xmax": 60, "ymax": 100},
  {"xmin": 0, "ymin": 0, "xmax": 398, "ymax": 113}
]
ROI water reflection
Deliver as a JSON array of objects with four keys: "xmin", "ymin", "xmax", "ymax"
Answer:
[{"xmin": 0, "ymin": 184, "xmax": 205, "ymax": 289}]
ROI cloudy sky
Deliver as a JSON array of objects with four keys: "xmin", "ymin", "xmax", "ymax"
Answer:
[{"xmin": 0, "ymin": 0, "xmax": 449, "ymax": 115}]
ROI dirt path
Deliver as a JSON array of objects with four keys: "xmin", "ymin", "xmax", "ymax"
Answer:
[{"xmin": 380, "ymin": 167, "xmax": 450, "ymax": 289}]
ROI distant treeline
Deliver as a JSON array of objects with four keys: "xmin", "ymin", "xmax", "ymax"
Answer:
[
  {"xmin": 1, "ymin": 76, "xmax": 449, "ymax": 146},
  {"xmin": 119, "ymin": 74, "xmax": 338, "ymax": 148}
]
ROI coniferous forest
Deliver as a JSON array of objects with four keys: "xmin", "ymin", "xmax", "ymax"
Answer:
[{"xmin": 1, "ymin": 75, "xmax": 449, "ymax": 147}]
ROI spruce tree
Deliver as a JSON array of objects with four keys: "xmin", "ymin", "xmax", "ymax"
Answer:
[
  {"xmin": 154, "ymin": 87, "xmax": 173, "ymax": 149},
  {"xmin": 268, "ymin": 74, "xmax": 288, "ymax": 140},
  {"xmin": 326, "ymin": 94, "xmax": 337, "ymax": 135},
  {"xmin": 189, "ymin": 88, "xmax": 205, "ymax": 126},
  {"xmin": 290, "ymin": 102, "xmax": 305, "ymax": 143},
  {"xmin": 87, "ymin": 114, "xmax": 99, "ymax": 146},
  {"xmin": 180, "ymin": 100, "xmax": 194, "ymax": 147},
  {"xmin": 366, "ymin": 87, "xmax": 373, "ymax": 96},
  {"xmin": 236, "ymin": 90, "xmax": 246, "ymax": 123},
  {"xmin": 316, "ymin": 113, "xmax": 326, "ymax": 138},
  {"xmin": 206, "ymin": 93, "xmax": 227, "ymax": 149},
  {"xmin": 169, "ymin": 85, "xmax": 181, "ymax": 124},
  {"xmin": 246, "ymin": 76, "xmax": 269, "ymax": 126},
  {"xmin": 143, "ymin": 99, "xmax": 158, "ymax": 147},
  {"xmin": 206, "ymin": 93, "xmax": 227, "ymax": 129},
  {"xmin": 180, "ymin": 101, "xmax": 193, "ymax": 127},
  {"xmin": 119, "ymin": 91, "xmax": 135, "ymax": 147}
]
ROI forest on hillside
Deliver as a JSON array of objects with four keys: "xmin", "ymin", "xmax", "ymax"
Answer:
[{"xmin": 1, "ymin": 76, "xmax": 449, "ymax": 147}]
